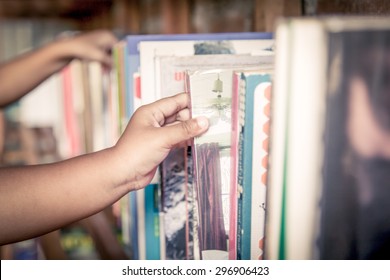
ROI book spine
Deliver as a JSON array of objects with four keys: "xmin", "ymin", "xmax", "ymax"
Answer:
[
  {"xmin": 144, "ymin": 183, "xmax": 161, "ymax": 260},
  {"xmin": 238, "ymin": 74, "xmax": 259, "ymax": 260},
  {"xmin": 250, "ymin": 77, "xmax": 272, "ymax": 260},
  {"xmin": 236, "ymin": 75, "xmax": 246, "ymax": 260},
  {"xmin": 229, "ymin": 71, "xmax": 241, "ymax": 260},
  {"xmin": 129, "ymin": 191, "xmax": 139, "ymax": 259},
  {"xmin": 136, "ymin": 188, "xmax": 146, "ymax": 260}
]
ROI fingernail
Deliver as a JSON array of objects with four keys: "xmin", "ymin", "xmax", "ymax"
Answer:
[{"xmin": 196, "ymin": 117, "xmax": 208, "ymax": 129}]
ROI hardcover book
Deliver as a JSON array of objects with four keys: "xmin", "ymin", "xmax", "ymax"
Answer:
[
  {"xmin": 265, "ymin": 16, "xmax": 390, "ymax": 260},
  {"xmin": 187, "ymin": 69, "xmax": 234, "ymax": 260},
  {"xmin": 236, "ymin": 71, "xmax": 272, "ymax": 260}
]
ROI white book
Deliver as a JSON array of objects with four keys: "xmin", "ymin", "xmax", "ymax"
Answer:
[{"xmin": 140, "ymin": 38, "xmax": 274, "ymax": 105}]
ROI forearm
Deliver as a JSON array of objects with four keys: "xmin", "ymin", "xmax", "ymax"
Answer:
[
  {"xmin": 0, "ymin": 147, "xmax": 134, "ymax": 245},
  {"xmin": 0, "ymin": 40, "xmax": 72, "ymax": 107}
]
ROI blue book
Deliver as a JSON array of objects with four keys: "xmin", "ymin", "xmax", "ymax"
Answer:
[
  {"xmin": 129, "ymin": 191, "xmax": 139, "ymax": 259},
  {"xmin": 237, "ymin": 71, "xmax": 272, "ymax": 260},
  {"xmin": 144, "ymin": 183, "xmax": 161, "ymax": 260}
]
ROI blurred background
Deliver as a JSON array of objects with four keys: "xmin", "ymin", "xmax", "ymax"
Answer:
[
  {"xmin": 1, "ymin": 0, "xmax": 390, "ymax": 61},
  {"xmin": 1, "ymin": 0, "xmax": 390, "ymax": 58}
]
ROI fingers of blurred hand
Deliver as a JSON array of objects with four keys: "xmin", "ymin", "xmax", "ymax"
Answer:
[
  {"xmin": 92, "ymin": 49, "xmax": 114, "ymax": 68},
  {"xmin": 71, "ymin": 30, "xmax": 117, "ymax": 67},
  {"xmin": 80, "ymin": 30, "xmax": 118, "ymax": 49},
  {"xmin": 98, "ymin": 30, "xmax": 118, "ymax": 49}
]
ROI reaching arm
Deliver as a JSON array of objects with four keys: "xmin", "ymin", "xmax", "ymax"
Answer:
[
  {"xmin": 0, "ymin": 93, "xmax": 209, "ymax": 245},
  {"xmin": 0, "ymin": 30, "xmax": 117, "ymax": 107}
]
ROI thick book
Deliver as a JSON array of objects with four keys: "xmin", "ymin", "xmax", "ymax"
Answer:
[{"xmin": 265, "ymin": 16, "xmax": 390, "ymax": 260}]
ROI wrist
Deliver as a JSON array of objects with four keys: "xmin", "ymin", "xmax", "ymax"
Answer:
[
  {"xmin": 46, "ymin": 36, "xmax": 81, "ymax": 62},
  {"xmin": 106, "ymin": 146, "xmax": 140, "ymax": 192}
]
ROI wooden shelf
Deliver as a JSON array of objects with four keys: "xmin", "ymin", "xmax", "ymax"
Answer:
[{"xmin": 0, "ymin": 0, "xmax": 113, "ymax": 19}]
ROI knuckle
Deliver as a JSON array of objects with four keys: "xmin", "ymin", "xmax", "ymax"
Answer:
[{"xmin": 181, "ymin": 120, "xmax": 195, "ymax": 137}]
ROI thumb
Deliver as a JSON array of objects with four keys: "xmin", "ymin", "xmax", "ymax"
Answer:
[{"xmin": 162, "ymin": 116, "xmax": 209, "ymax": 147}]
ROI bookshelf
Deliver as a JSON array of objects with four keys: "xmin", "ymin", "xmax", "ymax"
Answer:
[
  {"xmin": 315, "ymin": 0, "xmax": 390, "ymax": 15},
  {"xmin": 0, "ymin": 0, "xmax": 303, "ymax": 34}
]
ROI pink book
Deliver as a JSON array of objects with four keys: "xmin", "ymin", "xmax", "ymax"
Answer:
[
  {"xmin": 229, "ymin": 71, "xmax": 242, "ymax": 260},
  {"xmin": 61, "ymin": 65, "xmax": 81, "ymax": 157}
]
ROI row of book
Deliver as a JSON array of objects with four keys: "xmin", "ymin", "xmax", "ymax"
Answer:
[
  {"xmin": 110, "ymin": 32, "xmax": 275, "ymax": 260},
  {"xmin": 115, "ymin": 16, "xmax": 390, "ymax": 260},
  {"xmin": 266, "ymin": 16, "xmax": 390, "ymax": 260},
  {"xmin": 7, "ymin": 15, "xmax": 390, "ymax": 260}
]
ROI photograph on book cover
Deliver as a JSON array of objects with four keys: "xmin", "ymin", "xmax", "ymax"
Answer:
[
  {"xmin": 188, "ymin": 69, "xmax": 233, "ymax": 260},
  {"xmin": 320, "ymin": 29, "xmax": 390, "ymax": 260},
  {"xmin": 160, "ymin": 147, "xmax": 195, "ymax": 260}
]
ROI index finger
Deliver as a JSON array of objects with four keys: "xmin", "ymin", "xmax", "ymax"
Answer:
[{"xmin": 148, "ymin": 92, "xmax": 191, "ymax": 125}]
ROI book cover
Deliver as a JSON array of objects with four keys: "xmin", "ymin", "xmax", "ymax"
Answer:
[
  {"xmin": 228, "ymin": 71, "xmax": 242, "ymax": 260},
  {"xmin": 265, "ymin": 16, "xmax": 390, "ymax": 260},
  {"xmin": 144, "ymin": 183, "xmax": 161, "ymax": 260},
  {"xmin": 60, "ymin": 63, "xmax": 82, "ymax": 158},
  {"xmin": 319, "ymin": 21, "xmax": 390, "ymax": 260},
  {"xmin": 236, "ymin": 72, "xmax": 272, "ymax": 260},
  {"xmin": 250, "ymin": 76, "xmax": 272, "ymax": 260},
  {"xmin": 113, "ymin": 41, "xmax": 128, "ymax": 131},
  {"xmin": 18, "ymin": 70, "xmax": 68, "ymax": 159},
  {"xmin": 128, "ymin": 188, "xmax": 139, "ymax": 260},
  {"xmin": 160, "ymin": 147, "xmax": 191, "ymax": 260},
  {"xmin": 264, "ymin": 20, "xmax": 291, "ymax": 260},
  {"xmin": 229, "ymin": 69, "xmax": 273, "ymax": 260},
  {"xmin": 188, "ymin": 69, "xmax": 233, "ymax": 260},
  {"xmin": 264, "ymin": 17, "xmax": 328, "ymax": 260},
  {"xmin": 135, "ymin": 188, "xmax": 146, "ymax": 260}
]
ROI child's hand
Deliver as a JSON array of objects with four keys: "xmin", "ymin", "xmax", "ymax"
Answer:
[
  {"xmin": 113, "ymin": 92, "xmax": 209, "ymax": 190},
  {"xmin": 58, "ymin": 30, "xmax": 118, "ymax": 67}
]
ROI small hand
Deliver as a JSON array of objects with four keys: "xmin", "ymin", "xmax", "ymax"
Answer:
[{"xmin": 114, "ymin": 92, "xmax": 209, "ymax": 190}]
